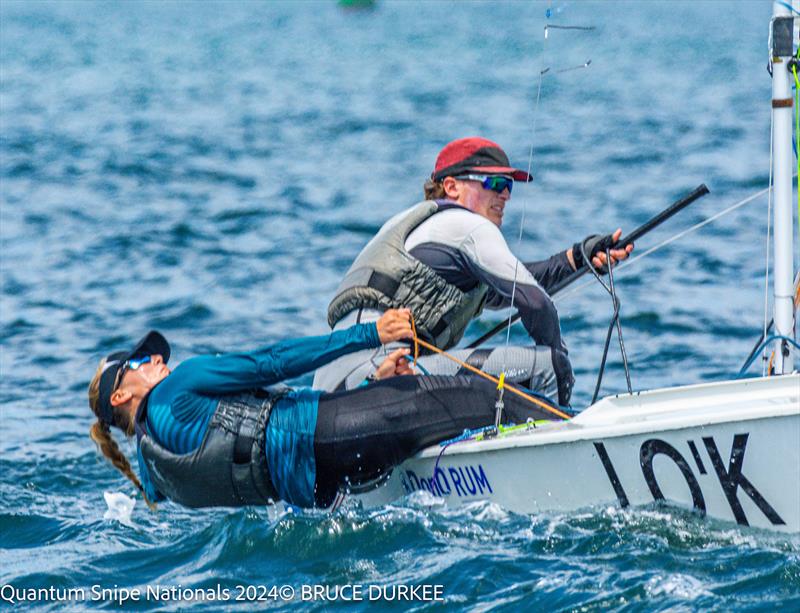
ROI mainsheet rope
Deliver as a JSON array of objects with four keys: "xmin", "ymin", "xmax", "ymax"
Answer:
[{"xmin": 409, "ymin": 315, "xmax": 571, "ymax": 421}]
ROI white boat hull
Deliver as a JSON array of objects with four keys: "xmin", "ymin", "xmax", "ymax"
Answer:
[{"xmin": 356, "ymin": 374, "xmax": 800, "ymax": 533}]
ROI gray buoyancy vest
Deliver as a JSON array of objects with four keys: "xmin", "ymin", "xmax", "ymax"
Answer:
[
  {"xmin": 135, "ymin": 390, "xmax": 281, "ymax": 508},
  {"xmin": 327, "ymin": 201, "xmax": 487, "ymax": 350}
]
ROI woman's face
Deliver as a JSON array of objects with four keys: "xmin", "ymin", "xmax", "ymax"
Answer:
[{"xmin": 117, "ymin": 354, "xmax": 171, "ymax": 395}]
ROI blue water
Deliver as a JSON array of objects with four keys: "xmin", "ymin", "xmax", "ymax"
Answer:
[{"xmin": 2, "ymin": 0, "xmax": 798, "ymax": 610}]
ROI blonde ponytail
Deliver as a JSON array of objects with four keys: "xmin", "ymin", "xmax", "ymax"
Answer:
[{"xmin": 88, "ymin": 360, "xmax": 156, "ymax": 510}]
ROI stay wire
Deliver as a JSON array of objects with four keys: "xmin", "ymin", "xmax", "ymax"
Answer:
[
  {"xmin": 498, "ymin": 12, "xmax": 553, "ymax": 426},
  {"xmin": 502, "ymin": 68, "xmax": 544, "ymax": 364},
  {"xmin": 503, "ymin": 20, "xmax": 552, "ymax": 361},
  {"xmin": 739, "ymin": 335, "xmax": 800, "ymax": 375},
  {"xmin": 740, "ymin": 274, "xmax": 800, "ymax": 372},
  {"xmin": 502, "ymin": 56, "xmax": 591, "ymax": 358},
  {"xmin": 500, "ymin": 8, "xmax": 595, "ymax": 423},
  {"xmin": 552, "ymin": 184, "xmax": 783, "ymax": 304}
]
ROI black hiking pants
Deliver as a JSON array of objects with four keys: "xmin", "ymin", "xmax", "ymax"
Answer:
[{"xmin": 313, "ymin": 375, "xmax": 562, "ymax": 507}]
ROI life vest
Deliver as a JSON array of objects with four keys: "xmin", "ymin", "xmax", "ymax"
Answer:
[
  {"xmin": 135, "ymin": 389, "xmax": 283, "ymax": 508},
  {"xmin": 327, "ymin": 201, "xmax": 487, "ymax": 349}
]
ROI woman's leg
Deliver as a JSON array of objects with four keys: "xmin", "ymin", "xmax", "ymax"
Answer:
[{"xmin": 312, "ymin": 375, "xmax": 562, "ymax": 507}]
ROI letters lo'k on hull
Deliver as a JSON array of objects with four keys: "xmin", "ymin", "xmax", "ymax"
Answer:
[
  {"xmin": 357, "ymin": 3, "xmax": 800, "ymax": 534},
  {"xmin": 357, "ymin": 375, "xmax": 800, "ymax": 533}
]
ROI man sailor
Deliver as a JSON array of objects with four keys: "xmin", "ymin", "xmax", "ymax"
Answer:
[{"xmin": 313, "ymin": 137, "xmax": 633, "ymax": 406}]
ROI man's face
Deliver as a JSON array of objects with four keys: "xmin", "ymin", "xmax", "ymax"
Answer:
[{"xmin": 448, "ymin": 177, "xmax": 511, "ymax": 227}]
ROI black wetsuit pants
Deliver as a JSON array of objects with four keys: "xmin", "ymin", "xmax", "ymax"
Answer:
[{"xmin": 313, "ymin": 375, "xmax": 562, "ymax": 507}]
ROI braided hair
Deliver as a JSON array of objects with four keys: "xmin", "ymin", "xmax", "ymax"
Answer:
[{"xmin": 88, "ymin": 360, "xmax": 156, "ymax": 510}]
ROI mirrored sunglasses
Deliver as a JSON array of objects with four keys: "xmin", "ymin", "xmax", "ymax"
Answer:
[
  {"xmin": 455, "ymin": 174, "xmax": 514, "ymax": 194},
  {"xmin": 112, "ymin": 355, "xmax": 152, "ymax": 392}
]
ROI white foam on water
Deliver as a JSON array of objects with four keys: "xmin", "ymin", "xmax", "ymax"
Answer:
[
  {"xmin": 632, "ymin": 508, "xmax": 679, "ymax": 524},
  {"xmin": 351, "ymin": 558, "xmax": 377, "ymax": 575},
  {"xmin": 468, "ymin": 500, "xmax": 510, "ymax": 522},
  {"xmin": 103, "ymin": 491, "xmax": 136, "ymax": 527},
  {"xmin": 645, "ymin": 574, "xmax": 713, "ymax": 600},
  {"xmin": 534, "ymin": 573, "xmax": 568, "ymax": 590},
  {"xmin": 406, "ymin": 489, "xmax": 445, "ymax": 508}
]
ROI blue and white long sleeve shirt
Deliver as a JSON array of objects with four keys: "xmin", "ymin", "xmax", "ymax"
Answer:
[{"xmin": 136, "ymin": 323, "xmax": 382, "ymax": 507}]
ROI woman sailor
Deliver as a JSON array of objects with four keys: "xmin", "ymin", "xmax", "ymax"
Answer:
[{"xmin": 88, "ymin": 309, "xmax": 560, "ymax": 510}]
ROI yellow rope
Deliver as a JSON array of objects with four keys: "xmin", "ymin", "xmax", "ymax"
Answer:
[
  {"xmin": 408, "ymin": 316, "xmax": 571, "ymax": 420},
  {"xmin": 794, "ymin": 63, "xmax": 800, "ymax": 236}
]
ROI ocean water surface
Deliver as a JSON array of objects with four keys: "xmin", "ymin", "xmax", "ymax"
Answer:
[{"xmin": 1, "ymin": 0, "xmax": 799, "ymax": 610}]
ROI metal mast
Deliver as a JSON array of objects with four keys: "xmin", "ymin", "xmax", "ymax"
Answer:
[{"xmin": 771, "ymin": 0, "xmax": 796, "ymax": 374}]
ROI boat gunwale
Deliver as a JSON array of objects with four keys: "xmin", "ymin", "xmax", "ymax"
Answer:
[{"xmin": 410, "ymin": 373, "xmax": 800, "ymax": 458}]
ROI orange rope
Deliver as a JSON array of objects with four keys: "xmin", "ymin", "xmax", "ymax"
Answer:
[
  {"xmin": 794, "ymin": 276, "xmax": 800, "ymax": 308},
  {"xmin": 408, "ymin": 315, "xmax": 570, "ymax": 421}
]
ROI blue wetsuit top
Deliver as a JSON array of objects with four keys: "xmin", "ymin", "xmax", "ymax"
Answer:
[{"xmin": 136, "ymin": 323, "xmax": 381, "ymax": 507}]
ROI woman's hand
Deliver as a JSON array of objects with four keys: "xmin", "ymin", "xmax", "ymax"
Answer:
[
  {"xmin": 373, "ymin": 348, "xmax": 415, "ymax": 380},
  {"xmin": 375, "ymin": 308, "xmax": 413, "ymax": 344}
]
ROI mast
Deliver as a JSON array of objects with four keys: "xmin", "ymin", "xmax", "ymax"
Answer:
[{"xmin": 771, "ymin": 0, "xmax": 796, "ymax": 374}]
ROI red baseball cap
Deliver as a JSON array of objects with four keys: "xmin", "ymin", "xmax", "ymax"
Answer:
[{"xmin": 431, "ymin": 137, "xmax": 532, "ymax": 182}]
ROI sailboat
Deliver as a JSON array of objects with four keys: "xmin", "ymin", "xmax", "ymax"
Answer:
[{"xmin": 356, "ymin": 1, "xmax": 800, "ymax": 533}]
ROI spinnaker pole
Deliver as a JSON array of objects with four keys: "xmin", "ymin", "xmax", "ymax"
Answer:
[{"xmin": 770, "ymin": 0, "xmax": 796, "ymax": 374}]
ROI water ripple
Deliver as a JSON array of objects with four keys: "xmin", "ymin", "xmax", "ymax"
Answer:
[{"xmin": 0, "ymin": 0, "xmax": 794, "ymax": 609}]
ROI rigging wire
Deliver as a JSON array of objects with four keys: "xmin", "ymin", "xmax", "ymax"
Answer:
[
  {"xmin": 502, "ymin": 68, "xmax": 544, "ymax": 364},
  {"xmin": 552, "ymin": 183, "xmax": 785, "ymax": 304},
  {"xmin": 498, "ymin": 11, "xmax": 552, "ymax": 426},
  {"xmin": 545, "ymin": 60, "xmax": 592, "ymax": 74},
  {"xmin": 579, "ymin": 243, "xmax": 633, "ymax": 402},
  {"xmin": 499, "ymin": 5, "xmax": 595, "ymax": 425},
  {"xmin": 739, "ymin": 334, "xmax": 800, "ymax": 375},
  {"xmin": 740, "ymin": 272, "xmax": 800, "ymax": 371},
  {"xmin": 606, "ymin": 248, "xmax": 633, "ymax": 393}
]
